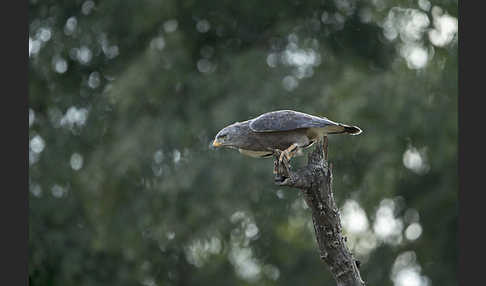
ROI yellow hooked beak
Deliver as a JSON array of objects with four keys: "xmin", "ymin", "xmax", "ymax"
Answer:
[{"xmin": 212, "ymin": 139, "xmax": 223, "ymax": 148}]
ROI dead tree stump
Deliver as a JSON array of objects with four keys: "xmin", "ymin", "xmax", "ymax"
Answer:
[{"xmin": 273, "ymin": 136, "xmax": 365, "ymax": 286}]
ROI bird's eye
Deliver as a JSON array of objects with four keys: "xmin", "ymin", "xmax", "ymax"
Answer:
[{"xmin": 219, "ymin": 134, "xmax": 228, "ymax": 139}]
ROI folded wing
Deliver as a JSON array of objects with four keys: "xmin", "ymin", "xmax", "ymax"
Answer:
[{"xmin": 249, "ymin": 110, "xmax": 338, "ymax": 132}]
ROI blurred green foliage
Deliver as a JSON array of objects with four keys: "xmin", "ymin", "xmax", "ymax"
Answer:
[{"xmin": 29, "ymin": 0, "xmax": 457, "ymax": 285}]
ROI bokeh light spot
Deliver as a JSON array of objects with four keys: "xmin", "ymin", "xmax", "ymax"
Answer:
[
  {"xmin": 81, "ymin": 1, "xmax": 95, "ymax": 15},
  {"xmin": 282, "ymin": 75, "xmax": 298, "ymax": 91},
  {"xmin": 64, "ymin": 17, "xmax": 78, "ymax": 36},
  {"xmin": 88, "ymin": 72, "xmax": 101, "ymax": 89},
  {"xmin": 341, "ymin": 199, "xmax": 369, "ymax": 234},
  {"xmin": 30, "ymin": 135, "xmax": 45, "ymax": 154},
  {"xmin": 163, "ymin": 19, "xmax": 178, "ymax": 33},
  {"xmin": 53, "ymin": 56, "xmax": 68, "ymax": 74},
  {"xmin": 403, "ymin": 146, "xmax": 429, "ymax": 174},
  {"xmin": 196, "ymin": 19, "xmax": 211, "ymax": 33},
  {"xmin": 70, "ymin": 153, "xmax": 84, "ymax": 171},
  {"xmin": 405, "ymin": 223, "xmax": 422, "ymax": 241}
]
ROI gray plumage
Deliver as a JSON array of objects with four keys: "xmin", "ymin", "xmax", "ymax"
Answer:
[
  {"xmin": 249, "ymin": 110, "xmax": 338, "ymax": 132},
  {"xmin": 212, "ymin": 110, "xmax": 362, "ymax": 159}
]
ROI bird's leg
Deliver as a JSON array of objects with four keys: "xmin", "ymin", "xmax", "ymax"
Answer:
[
  {"xmin": 272, "ymin": 150, "xmax": 287, "ymax": 182},
  {"xmin": 279, "ymin": 143, "xmax": 299, "ymax": 164},
  {"xmin": 273, "ymin": 152, "xmax": 279, "ymax": 175},
  {"xmin": 273, "ymin": 149, "xmax": 292, "ymax": 183}
]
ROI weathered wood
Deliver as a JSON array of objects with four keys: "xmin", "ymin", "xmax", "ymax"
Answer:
[{"xmin": 274, "ymin": 136, "xmax": 365, "ymax": 286}]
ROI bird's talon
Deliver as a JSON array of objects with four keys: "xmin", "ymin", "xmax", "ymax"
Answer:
[
  {"xmin": 275, "ymin": 176, "xmax": 291, "ymax": 185},
  {"xmin": 274, "ymin": 175, "xmax": 287, "ymax": 183}
]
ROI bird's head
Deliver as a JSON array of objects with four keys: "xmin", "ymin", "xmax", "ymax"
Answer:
[{"xmin": 212, "ymin": 122, "xmax": 248, "ymax": 148}]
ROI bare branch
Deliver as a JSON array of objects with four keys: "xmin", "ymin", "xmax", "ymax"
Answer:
[{"xmin": 274, "ymin": 137, "xmax": 365, "ymax": 286}]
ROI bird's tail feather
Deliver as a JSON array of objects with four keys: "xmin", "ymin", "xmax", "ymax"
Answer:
[
  {"xmin": 341, "ymin": 124, "xmax": 362, "ymax": 135},
  {"xmin": 326, "ymin": 124, "xmax": 362, "ymax": 135}
]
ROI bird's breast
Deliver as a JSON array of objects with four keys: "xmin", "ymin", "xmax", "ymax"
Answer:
[{"xmin": 238, "ymin": 148, "xmax": 274, "ymax": 158}]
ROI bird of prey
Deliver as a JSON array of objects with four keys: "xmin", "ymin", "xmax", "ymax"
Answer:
[{"xmin": 212, "ymin": 110, "xmax": 362, "ymax": 163}]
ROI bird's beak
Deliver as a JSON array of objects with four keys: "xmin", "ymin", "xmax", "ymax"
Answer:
[{"xmin": 212, "ymin": 139, "xmax": 222, "ymax": 148}]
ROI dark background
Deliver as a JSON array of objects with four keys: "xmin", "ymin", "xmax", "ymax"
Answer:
[{"xmin": 28, "ymin": 0, "xmax": 457, "ymax": 285}]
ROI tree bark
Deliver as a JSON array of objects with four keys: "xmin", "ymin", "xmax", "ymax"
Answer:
[{"xmin": 273, "ymin": 137, "xmax": 365, "ymax": 286}]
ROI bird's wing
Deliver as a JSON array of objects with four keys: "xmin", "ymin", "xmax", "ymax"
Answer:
[{"xmin": 249, "ymin": 110, "xmax": 338, "ymax": 132}]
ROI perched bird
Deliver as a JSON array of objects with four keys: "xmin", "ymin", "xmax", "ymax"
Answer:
[{"xmin": 212, "ymin": 110, "xmax": 362, "ymax": 162}]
